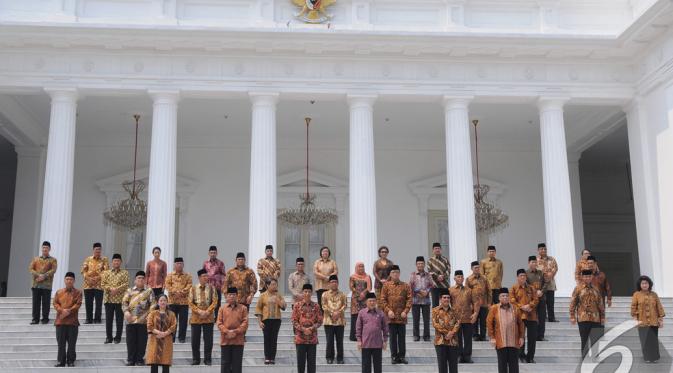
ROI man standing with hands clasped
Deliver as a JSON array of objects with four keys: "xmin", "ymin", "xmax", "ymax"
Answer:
[
  {"xmin": 380, "ymin": 265, "xmax": 412, "ymax": 364},
  {"xmin": 356, "ymin": 292, "xmax": 389, "ymax": 373},
  {"xmin": 189, "ymin": 269, "xmax": 218, "ymax": 366},
  {"xmin": 487, "ymin": 289, "xmax": 525, "ymax": 373},
  {"xmin": 53, "ymin": 272, "xmax": 82, "ymax": 367}
]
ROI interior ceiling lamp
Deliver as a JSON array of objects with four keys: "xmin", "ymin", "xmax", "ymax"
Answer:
[{"xmin": 278, "ymin": 117, "xmax": 339, "ymax": 226}]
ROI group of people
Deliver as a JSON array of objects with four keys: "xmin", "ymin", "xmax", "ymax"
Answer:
[{"xmin": 28, "ymin": 240, "xmax": 666, "ymax": 373}]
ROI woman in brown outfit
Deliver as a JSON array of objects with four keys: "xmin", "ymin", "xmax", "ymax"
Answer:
[
  {"xmin": 146, "ymin": 294, "xmax": 177, "ymax": 373},
  {"xmin": 631, "ymin": 275, "xmax": 666, "ymax": 363}
]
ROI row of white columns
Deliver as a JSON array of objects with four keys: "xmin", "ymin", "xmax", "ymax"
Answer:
[{"xmin": 38, "ymin": 89, "xmax": 577, "ymax": 295}]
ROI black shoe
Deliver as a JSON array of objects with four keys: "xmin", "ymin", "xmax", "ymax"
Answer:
[
  {"xmin": 473, "ymin": 335, "xmax": 480, "ymax": 341},
  {"xmin": 264, "ymin": 360, "xmax": 270, "ymax": 365},
  {"xmin": 549, "ymin": 319, "xmax": 559, "ymax": 322},
  {"xmin": 423, "ymin": 336, "xmax": 431, "ymax": 342},
  {"xmin": 413, "ymin": 336, "xmax": 420, "ymax": 342},
  {"xmin": 85, "ymin": 320, "xmax": 93, "ymax": 324},
  {"xmin": 125, "ymin": 361, "xmax": 135, "ymax": 366},
  {"xmin": 326, "ymin": 359, "xmax": 334, "ymax": 364},
  {"xmin": 54, "ymin": 363, "xmax": 65, "ymax": 367},
  {"xmin": 269, "ymin": 360, "xmax": 275, "ymax": 365},
  {"xmin": 399, "ymin": 358, "xmax": 408, "ymax": 364},
  {"xmin": 30, "ymin": 320, "xmax": 39, "ymax": 325},
  {"xmin": 349, "ymin": 337, "xmax": 357, "ymax": 341},
  {"xmin": 464, "ymin": 358, "xmax": 474, "ymax": 363},
  {"xmin": 527, "ymin": 358, "xmax": 536, "ymax": 364},
  {"xmin": 113, "ymin": 337, "xmax": 121, "ymax": 344},
  {"xmin": 204, "ymin": 360, "xmax": 212, "ymax": 366},
  {"xmin": 337, "ymin": 360, "xmax": 344, "ymax": 364},
  {"xmin": 537, "ymin": 337, "xmax": 547, "ymax": 341},
  {"xmin": 67, "ymin": 362, "xmax": 75, "ymax": 367},
  {"xmin": 178, "ymin": 339, "xmax": 186, "ymax": 343},
  {"xmin": 40, "ymin": 319, "xmax": 49, "ymax": 324},
  {"xmin": 94, "ymin": 319, "xmax": 102, "ymax": 324},
  {"xmin": 392, "ymin": 358, "xmax": 399, "ymax": 364},
  {"xmin": 104, "ymin": 338, "xmax": 112, "ymax": 344},
  {"xmin": 192, "ymin": 360, "xmax": 200, "ymax": 365},
  {"xmin": 135, "ymin": 361, "xmax": 145, "ymax": 366},
  {"xmin": 519, "ymin": 355, "xmax": 526, "ymax": 363}
]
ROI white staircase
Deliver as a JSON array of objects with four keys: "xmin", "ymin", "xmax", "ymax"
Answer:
[{"xmin": 0, "ymin": 296, "xmax": 671, "ymax": 372}]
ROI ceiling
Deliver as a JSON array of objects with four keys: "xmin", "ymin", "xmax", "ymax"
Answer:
[{"xmin": 8, "ymin": 92, "xmax": 625, "ymax": 153}]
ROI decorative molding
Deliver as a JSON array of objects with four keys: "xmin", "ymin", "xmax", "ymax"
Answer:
[{"xmin": 409, "ymin": 173, "xmax": 506, "ymax": 199}]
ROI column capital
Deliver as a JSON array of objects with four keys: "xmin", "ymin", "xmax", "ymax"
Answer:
[
  {"xmin": 44, "ymin": 87, "xmax": 78, "ymax": 103},
  {"xmin": 537, "ymin": 97, "xmax": 569, "ymax": 111},
  {"xmin": 347, "ymin": 94, "xmax": 378, "ymax": 109},
  {"xmin": 442, "ymin": 95, "xmax": 473, "ymax": 110},
  {"xmin": 249, "ymin": 92, "xmax": 279, "ymax": 106},
  {"xmin": 148, "ymin": 90, "xmax": 180, "ymax": 104}
]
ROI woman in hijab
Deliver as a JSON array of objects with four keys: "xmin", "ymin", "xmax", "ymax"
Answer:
[
  {"xmin": 146, "ymin": 294, "xmax": 177, "ymax": 373},
  {"xmin": 349, "ymin": 261, "xmax": 372, "ymax": 341}
]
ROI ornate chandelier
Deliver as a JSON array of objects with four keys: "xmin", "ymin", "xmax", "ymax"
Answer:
[
  {"xmin": 278, "ymin": 117, "xmax": 339, "ymax": 226},
  {"xmin": 103, "ymin": 114, "xmax": 147, "ymax": 231},
  {"xmin": 472, "ymin": 120, "xmax": 509, "ymax": 235}
]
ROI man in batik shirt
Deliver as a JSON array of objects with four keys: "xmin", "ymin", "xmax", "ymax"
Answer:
[
  {"xmin": 322, "ymin": 275, "xmax": 347, "ymax": 364},
  {"xmin": 203, "ymin": 245, "xmax": 226, "ymax": 318},
  {"xmin": 466, "ymin": 260, "xmax": 490, "ymax": 341},
  {"xmin": 80, "ymin": 242, "xmax": 108, "ymax": 324},
  {"xmin": 432, "ymin": 288, "xmax": 461, "ymax": 373},
  {"xmin": 292, "ymin": 283, "xmax": 323, "ymax": 373},
  {"xmin": 450, "ymin": 270, "xmax": 479, "ymax": 364},
  {"xmin": 288, "ymin": 257, "xmax": 311, "ymax": 304},
  {"xmin": 570, "ymin": 269, "xmax": 606, "ymax": 360},
  {"xmin": 380, "ymin": 265, "xmax": 412, "ymax": 364},
  {"xmin": 510, "ymin": 268, "xmax": 539, "ymax": 364},
  {"xmin": 536, "ymin": 243, "xmax": 559, "ymax": 322},
  {"xmin": 101, "ymin": 253, "xmax": 129, "ymax": 344},
  {"xmin": 526, "ymin": 255, "xmax": 547, "ymax": 341},
  {"xmin": 480, "ymin": 246, "xmax": 503, "ymax": 304},
  {"xmin": 165, "ymin": 257, "xmax": 192, "ymax": 343},
  {"xmin": 409, "ymin": 255, "xmax": 433, "ymax": 342},
  {"xmin": 257, "ymin": 244, "xmax": 281, "ymax": 293},
  {"xmin": 427, "ymin": 242, "xmax": 451, "ymax": 308},
  {"xmin": 29, "ymin": 241, "xmax": 57, "ymax": 324},
  {"xmin": 587, "ymin": 256, "xmax": 612, "ymax": 308},
  {"xmin": 223, "ymin": 252, "xmax": 258, "ymax": 309},
  {"xmin": 122, "ymin": 270, "xmax": 155, "ymax": 366},
  {"xmin": 53, "ymin": 272, "xmax": 82, "ymax": 367},
  {"xmin": 189, "ymin": 269, "xmax": 218, "ymax": 366}
]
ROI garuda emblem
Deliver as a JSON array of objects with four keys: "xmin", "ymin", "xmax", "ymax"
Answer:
[{"xmin": 292, "ymin": 0, "xmax": 336, "ymax": 24}]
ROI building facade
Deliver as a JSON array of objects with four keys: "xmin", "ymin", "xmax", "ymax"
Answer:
[{"xmin": 1, "ymin": 0, "xmax": 672, "ymax": 297}]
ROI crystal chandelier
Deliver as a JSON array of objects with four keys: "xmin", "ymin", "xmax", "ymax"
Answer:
[
  {"xmin": 472, "ymin": 120, "xmax": 509, "ymax": 235},
  {"xmin": 278, "ymin": 117, "xmax": 339, "ymax": 226},
  {"xmin": 103, "ymin": 114, "xmax": 147, "ymax": 231}
]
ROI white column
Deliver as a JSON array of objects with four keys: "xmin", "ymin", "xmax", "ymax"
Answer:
[
  {"xmin": 348, "ymin": 94, "xmax": 378, "ymax": 275},
  {"xmin": 656, "ymin": 86, "xmax": 673, "ymax": 296},
  {"xmin": 39, "ymin": 88, "xmax": 78, "ymax": 292},
  {"xmin": 8, "ymin": 146, "xmax": 45, "ymax": 296},
  {"xmin": 567, "ymin": 152, "xmax": 585, "ymax": 253},
  {"xmin": 538, "ymin": 97, "xmax": 575, "ymax": 296},
  {"xmin": 625, "ymin": 98, "xmax": 664, "ymax": 292},
  {"xmin": 145, "ymin": 91, "xmax": 179, "ymax": 264},
  {"xmin": 442, "ymin": 96, "xmax": 477, "ymax": 276},
  {"xmin": 248, "ymin": 92, "xmax": 278, "ymax": 268}
]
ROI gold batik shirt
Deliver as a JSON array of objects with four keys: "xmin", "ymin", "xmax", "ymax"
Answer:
[
  {"xmin": 466, "ymin": 273, "xmax": 491, "ymax": 307},
  {"xmin": 480, "ymin": 258, "xmax": 503, "ymax": 289},
  {"xmin": 28, "ymin": 256, "xmax": 57, "ymax": 289},
  {"xmin": 510, "ymin": 284, "xmax": 539, "ymax": 322},
  {"xmin": 255, "ymin": 291, "xmax": 286, "ymax": 320},
  {"xmin": 288, "ymin": 271, "xmax": 312, "ymax": 302},
  {"xmin": 223, "ymin": 266, "xmax": 258, "ymax": 305},
  {"xmin": 321, "ymin": 289, "xmax": 347, "ymax": 326},
  {"xmin": 101, "ymin": 268, "xmax": 129, "ymax": 304},
  {"xmin": 525, "ymin": 269, "xmax": 546, "ymax": 292},
  {"xmin": 536, "ymin": 255, "xmax": 558, "ymax": 291},
  {"xmin": 427, "ymin": 255, "xmax": 451, "ymax": 289},
  {"xmin": 575, "ymin": 259, "xmax": 599, "ymax": 284},
  {"xmin": 53, "ymin": 287, "xmax": 83, "ymax": 326},
  {"xmin": 257, "ymin": 257, "xmax": 281, "ymax": 291},
  {"xmin": 80, "ymin": 255, "xmax": 109, "ymax": 290},
  {"xmin": 432, "ymin": 305, "xmax": 461, "ymax": 346},
  {"xmin": 189, "ymin": 283, "xmax": 218, "ymax": 324},
  {"xmin": 631, "ymin": 290, "xmax": 666, "ymax": 327},
  {"xmin": 449, "ymin": 285, "xmax": 479, "ymax": 323},
  {"xmin": 122, "ymin": 287, "xmax": 155, "ymax": 324},
  {"xmin": 165, "ymin": 271, "xmax": 193, "ymax": 305},
  {"xmin": 569, "ymin": 284, "xmax": 605, "ymax": 324},
  {"xmin": 380, "ymin": 280, "xmax": 412, "ymax": 324}
]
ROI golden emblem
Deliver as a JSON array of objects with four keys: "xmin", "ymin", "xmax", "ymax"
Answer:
[{"xmin": 292, "ymin": 0, "xmax": 336, "ymax": 24}]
